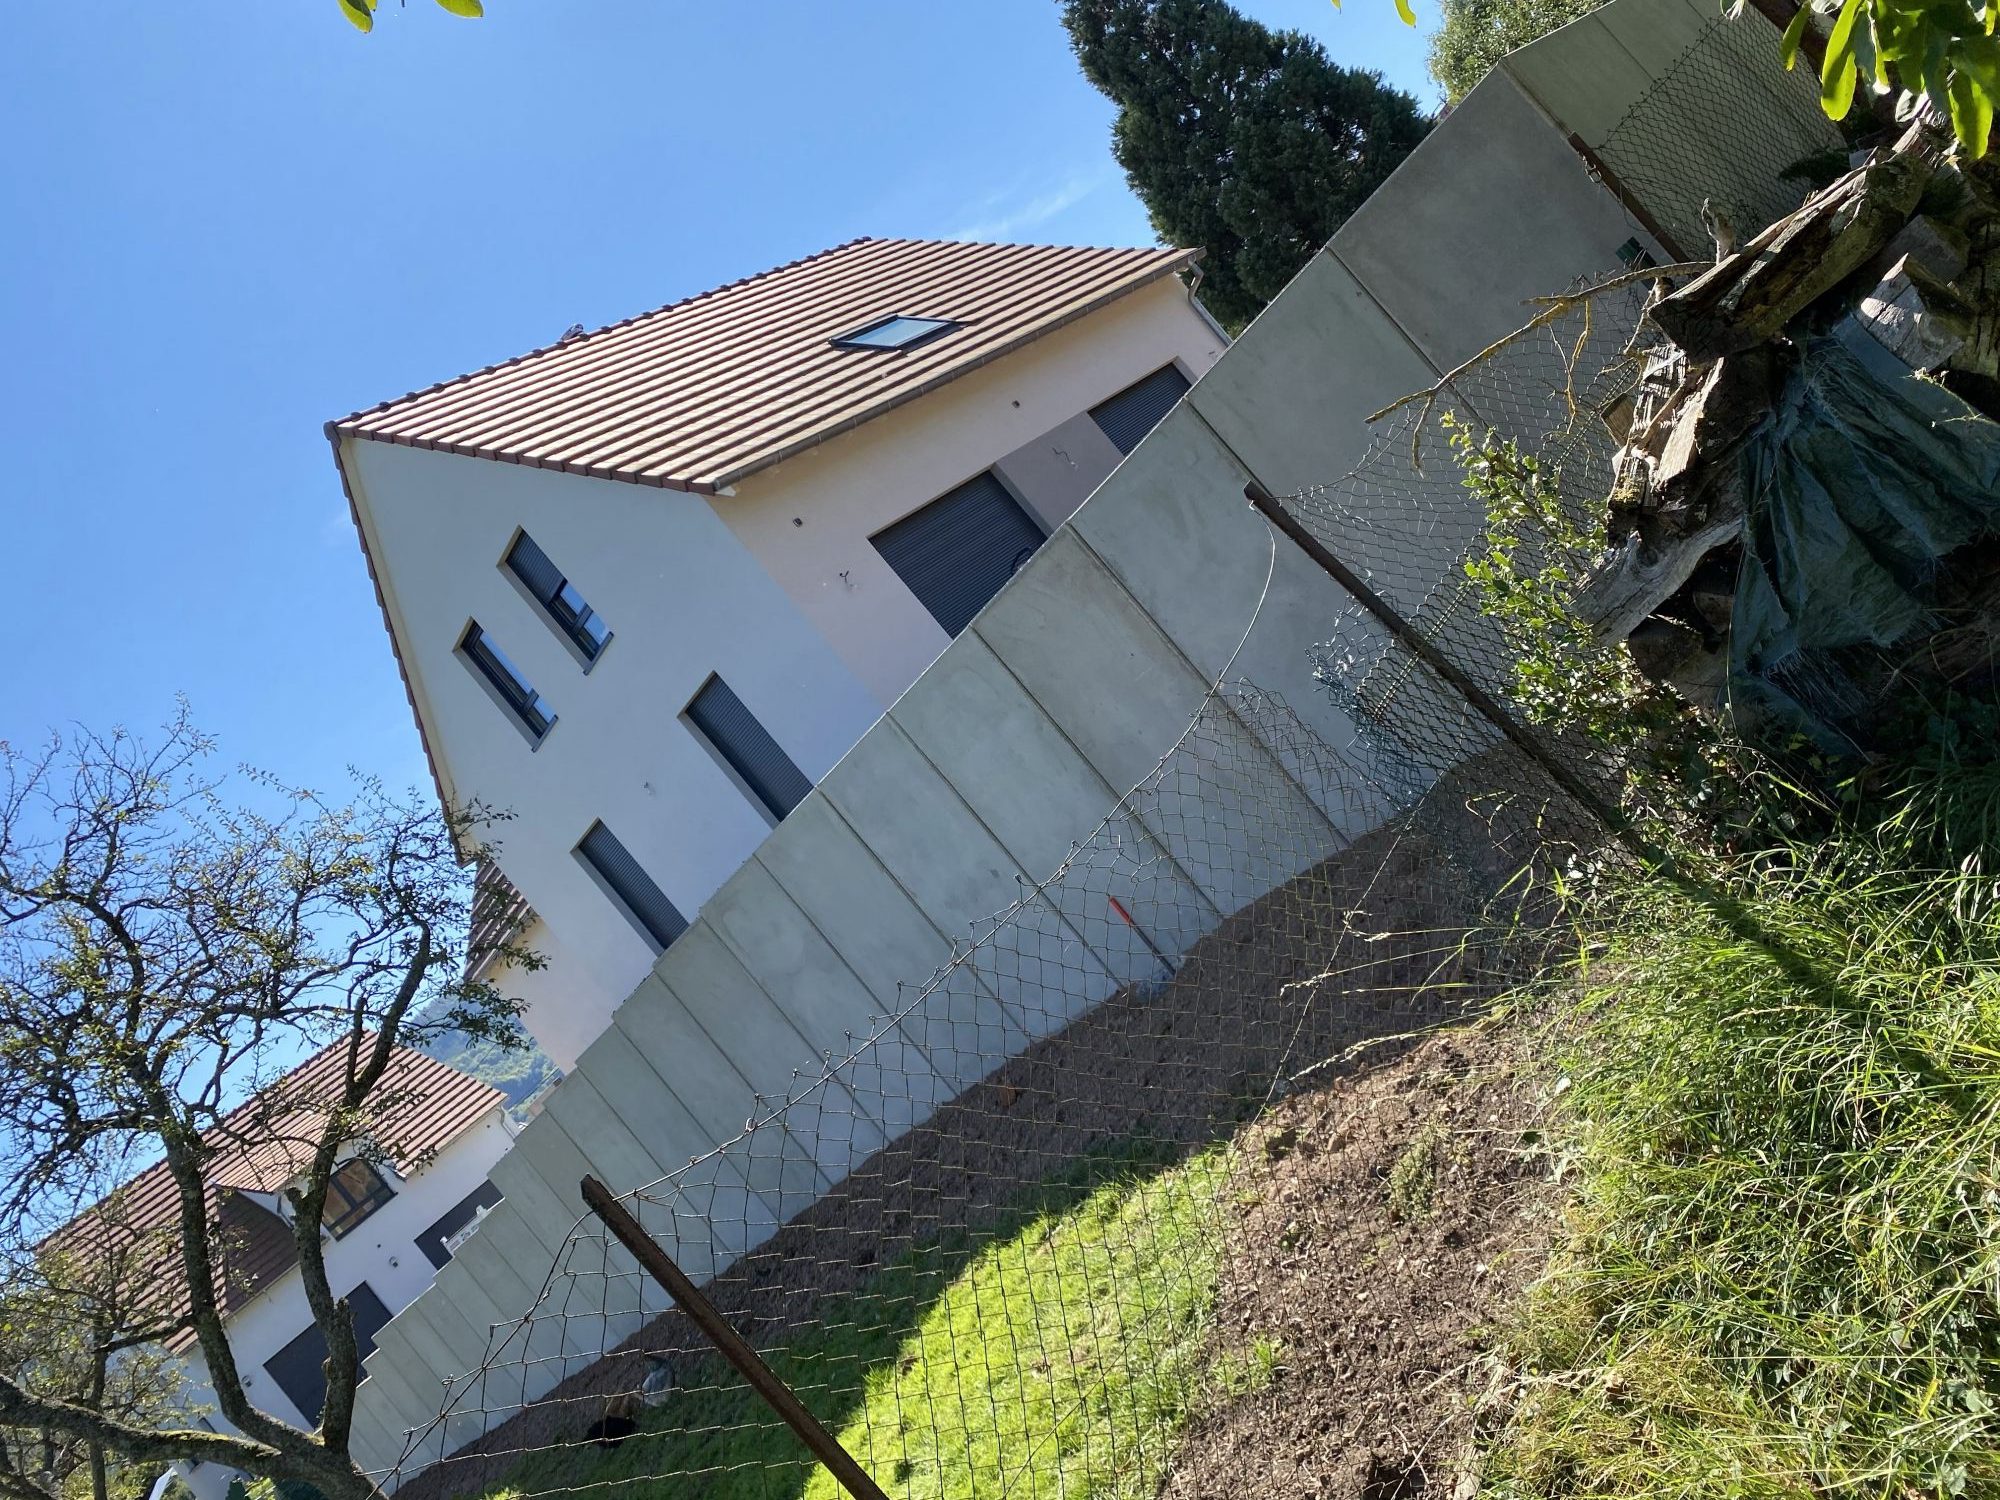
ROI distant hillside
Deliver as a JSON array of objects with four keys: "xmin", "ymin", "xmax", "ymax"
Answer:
[{"xmin": 415, "ymin": 1012, "xmax": 560, "ymax": 1118}]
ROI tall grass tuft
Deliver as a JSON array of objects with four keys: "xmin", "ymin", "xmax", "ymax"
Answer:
[{"xmin": 1488, "ymin": 764, "xmax": 2000, "ymax": 1498}]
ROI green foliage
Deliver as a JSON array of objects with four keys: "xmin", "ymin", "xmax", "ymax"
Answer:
[
  {"xmin": 486, "ymin": 1143, "xmax": 1228, "ymax": 1500},
  {"xmin": 1487, "ymin": 764, "xmax": 2000, "ymax": 1497},
  {"xmin": 1805, "ymin": 0, "xmax": 1999, "ymax": 156},
  {"xmin": 0, "ymin": 1237, "xmax": 183, "ymax": 1500},
  {"xmin": 1386, "ymin": 1118, "xmax": 1444, "ymax": 1222},
  {"xmin": 1426, "ymin": 0, "xmax": 1607, "ymax": 103},
  {"xmin": 228, "ymin": 1481, "xmax": 326, "ymax": 1500},
  {"xmin": 1454, "ymin": 417, "xmax": 1697, "ymax": 767},
  {"xmin": 336, "ymin": 0, "xmax": 483, "ymax": 34},
  {"xmin": 1063, "ymin": 0, "xmax": 1431, "ymax": 329}
]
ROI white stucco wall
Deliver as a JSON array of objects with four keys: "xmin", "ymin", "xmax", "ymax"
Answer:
[
  {"xmin": 345, "ymin": 277, "xmax": 1223, "ymax": 1066},
  {"xmin": 483, "ymin": 914, "xmax": 590, "ymax": 1075},
  {"xmin": 342, "ymin": 441, "xmax": 886, "ymax": 1061},
  {"xmin": 172, "ymin": 1111, "xmax": 513, "ymax": 1500},
  {"xmin": 715, "ymin": 276, "xmax": 1228, "ymax": 705}
]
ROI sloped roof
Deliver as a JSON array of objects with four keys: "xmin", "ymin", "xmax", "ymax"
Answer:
[
  {"xmin": 50, "ymin": 1040, "xmax": 503, "ymax": 1352},
  {"xmin": 329, "ymin": 237, "xmax": 1200, "ymax": 494},
  {"xmin": 467, "ymin": 859, "xmax": 534, "ymax": 984}
]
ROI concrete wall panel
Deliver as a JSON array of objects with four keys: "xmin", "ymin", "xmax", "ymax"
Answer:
[
  {"xmin": 751, "ymin": 797, "xmax": 1019, "ymax": 1094},
  {"xmin": 1065, "ymin": 408, "xmax": 1358, "ymax": 765},
  {"xmin": 819, "ymin": 719, "xmax": 1095, "ymax": 1048},
  {"xmin": 346, "ymin": 1396, "xmax": 407, "ymax": 1482},
  {"xmin": 1329, "ymin": 73, "xmax": 1644, "ymax": 371},
  {"xmin": 647, "ymin": 927, "xmax": 884, "ymax": 1191},
  {"xmin": 702, "ymin": 859, "xmax": 953, "ymax": 1128}
]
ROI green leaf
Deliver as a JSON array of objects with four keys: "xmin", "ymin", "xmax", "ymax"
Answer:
[
  {"xmin": 337, "ymin": 0, "xmax": 374, "ymax": 31},
  {"xmin": 1950, "ymin": 66, "xmax": 1994, "ymax": 154},
  {"xmin": 434, "ymin": 0, "xmax": 485, "ymax": 14},
  {"xmin": 1394, "ymin": 0, "xmax": 1415, "ymax": 23},
  {"xmin": 1821, "ymin": 0, "xmax": 1867, "ymax": 115},
  {"xmin": 1923, "ymin": 28, "xmax": 1954, "ymax": 115},
  {"xmin": 1779, "ymin": 2, "xmax": 1812, "ymax": 68}
]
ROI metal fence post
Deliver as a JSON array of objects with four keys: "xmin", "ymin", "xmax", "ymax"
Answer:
[{"xmin": 580, "ymin": 1176, "xmax": 893, "ymax": 1500}]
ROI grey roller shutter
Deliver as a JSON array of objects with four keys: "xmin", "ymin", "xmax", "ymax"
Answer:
[
  {"xmin": 1089, "ymin": 364, "xmax": 1191, "ymax": 456},
  {"xmin": 687, "ymin": 676, "xmax": 814, "ymax": 820},
  {"xmin": 871, "ymin": 471, "xmax": 1046, "ymax": 638},
  {"xmin": 504, "ymin": 531, "xmax": 564, "ymax": 603},
  {"xmin": 263, "ymin": 1283, "xmax": 392, "ymax": 1426},
  {"xmin": 577, "ymin": 822, "xmax": 687, "ymax": 953}
]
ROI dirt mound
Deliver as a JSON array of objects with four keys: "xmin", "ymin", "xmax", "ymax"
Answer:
[{"xmin": 1163, "ymin": 1020, "xmax": 1552, "ymax": 1500}]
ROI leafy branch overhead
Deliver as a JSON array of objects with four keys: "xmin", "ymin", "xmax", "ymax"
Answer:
[
  {"xmin": 337, "ymin": 0, "xmax": 483, "ymax": 33},
  {"xmin": 1796, "ymin": 0, "xmax": 2000, "ymax": 155}
]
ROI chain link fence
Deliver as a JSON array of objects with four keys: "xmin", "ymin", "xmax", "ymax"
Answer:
[{"xmin": 356, "ymin": 18, "xmax": 1825, "ymax": 1500}]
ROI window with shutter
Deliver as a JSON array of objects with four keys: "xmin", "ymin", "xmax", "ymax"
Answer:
[
  {"xmin": 320, "ymin": 1158, "xmax": 395, "ymax": 1239},
  {"xmin": 459, "ymin": 624, "xmax": 556, "ymax": 741},
  {"xmin": 870, "ymin": 471, "xmax": 1046, "ymax": 638},
  {"xmin": 685, "ymin": 676, "xmax": 814, "ymax": 822},
  {"xmin": 1089, "ymin": 364, "xmax": 1192, "ymax": 456},
  {"xmin": 504, "ymin": 532, "xmax": 611, "ymax": 663},
  {"xmin": 575, "ymin": 822, "xmax": 686, "ymax": 953},
  {"xmin": 263, "ymin": 1283, "xmax": 393, "ymax": 1427}
]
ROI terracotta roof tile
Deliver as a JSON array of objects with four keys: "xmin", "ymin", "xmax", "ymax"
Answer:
[
  {"xmin": 331, "ymin": 237, "xmax": 1200, "ymax": 494},
  {"xmin": 51, "ymin": 1041, "xmax": 503, "ymax": 1352}
]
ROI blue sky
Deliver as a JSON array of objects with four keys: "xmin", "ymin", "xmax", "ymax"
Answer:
[{"xmin": 0, "ymin": 1, "xmax": 1432, "ymax": 801}]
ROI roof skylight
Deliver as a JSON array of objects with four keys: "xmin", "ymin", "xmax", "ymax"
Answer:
[{"xmin": 830, "ymin": 315, "xmax": 960, "ymax": 351}]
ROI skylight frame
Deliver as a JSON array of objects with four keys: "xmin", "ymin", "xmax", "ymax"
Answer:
[{"xmin": 829, "ymin": 314, "xmax": 962, "ymax": 353}]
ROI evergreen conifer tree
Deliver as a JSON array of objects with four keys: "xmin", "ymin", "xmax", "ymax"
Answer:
[{"xmin": 1063, "ymin": 0, "xmax": 1432, "ymax": 329}]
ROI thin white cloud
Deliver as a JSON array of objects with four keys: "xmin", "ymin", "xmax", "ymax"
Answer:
[
  {"xmin": 320, "ymin": 506, "xmax": 357, "ymax": 550},
  {"xmin": 946, "ymin": 171, "xmax": 1106, "ymax": 242}
]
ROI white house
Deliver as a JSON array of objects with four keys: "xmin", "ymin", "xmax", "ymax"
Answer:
[
  {"xmin": 53, "ymin": 1043, "xmax": 516, "ymax": 1500},
  {"xmin": 329, "ymin": 237, "xmax": 1228, "ymax": 1071}
]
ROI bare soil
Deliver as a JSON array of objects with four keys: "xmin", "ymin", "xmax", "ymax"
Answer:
[{"xmin": 1162, "ymin": 1020, "xmax": 1553, "ymax": 1500}]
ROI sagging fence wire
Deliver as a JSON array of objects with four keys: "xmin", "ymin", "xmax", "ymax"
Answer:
[{"xmin": 362, "ymin": 19, "xmax": 1842, "ymax": 1500}]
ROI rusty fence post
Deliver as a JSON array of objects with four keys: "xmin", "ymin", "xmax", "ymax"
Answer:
[
  {"xmin": 1242, "ymin": 479, "xmax": 1868, "ymax": 1021},
  {"xmin": 580, "ymin": 1175, "xmax": 893, "ymax": 1500}
]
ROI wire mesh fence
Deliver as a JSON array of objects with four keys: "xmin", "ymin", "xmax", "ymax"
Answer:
[
  {"xmin": 382, "ymin": 674, "xmax": 1604, "ymax": 1500},
  {"xmin": 356, "ymin": 18, "xmax": 1827, "ymax": 1500},
  {"xmin": 370, "ymin": 298, "xmax": 1645, "ymax": 1499},
  {"xmin": 1585, "ymin": 5, "xmax": 1843, "ymax": 261}
]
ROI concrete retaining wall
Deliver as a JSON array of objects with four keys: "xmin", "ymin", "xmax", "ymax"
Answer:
[{"xmin": 348, "ymin": 0, "xmax": 1838, "ymax": 1479}]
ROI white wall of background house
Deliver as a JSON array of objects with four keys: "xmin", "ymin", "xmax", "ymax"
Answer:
[
  {"xmin": 170, "ymin": 1111, "xmax": 514, "ymax": 1500},
  {"xmin": 336, "ymin": 0, "xmax": 1842, "ymax": 1477},
  {"xmin": 338, "ymin": 273, "xmax": 1224, "ymax": 1070}
]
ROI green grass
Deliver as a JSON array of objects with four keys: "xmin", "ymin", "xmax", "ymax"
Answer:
[
  {"xmin": 1485, "ymin": 793, "xmax": 2000, "ymax": 1499},
  {"xmin": 493, "ymin": 1143, "xmax": 1229, "ymax": 1500}
]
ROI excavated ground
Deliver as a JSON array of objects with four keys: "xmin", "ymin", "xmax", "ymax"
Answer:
[{"xmin": 1160, "ymin": 1020, "xmax": 1552, "ymax": 1500}]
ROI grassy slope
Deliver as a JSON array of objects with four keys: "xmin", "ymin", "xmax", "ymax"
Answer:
[
  {"xmin": 491, "ymin": 1145, "xmax": 1228, "ymax": 1500},
  {"xmin": 1487, "ymin": 815, "xmax": 2000, "ymax": 1498}
]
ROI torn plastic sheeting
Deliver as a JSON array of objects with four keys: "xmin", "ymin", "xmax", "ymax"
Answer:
[{"xmin": 1729, "ymin": 322, "xmax": 2000, "ymax": 744}]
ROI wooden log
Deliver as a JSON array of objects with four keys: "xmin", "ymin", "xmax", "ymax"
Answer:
[
  {"xmin": 1579, "ymin": 517, "xmax": 1742, "ymax": 643},
  {"xmin": 1652, "ymin": 145, "xmax": 1933, "ymax": 361}
]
